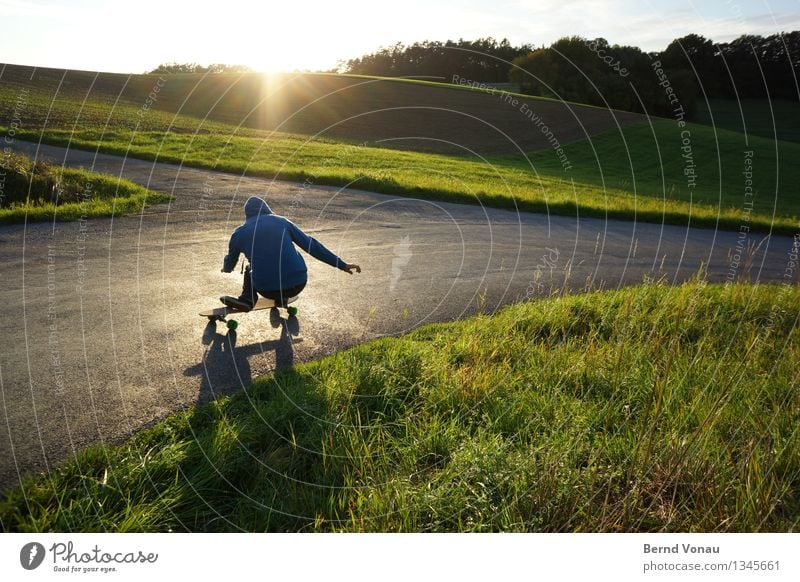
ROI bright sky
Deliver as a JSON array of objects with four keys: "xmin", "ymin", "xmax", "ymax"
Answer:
[{"xmin": 1, "ymin": 0, "xmax": 799, "ymax": 73}]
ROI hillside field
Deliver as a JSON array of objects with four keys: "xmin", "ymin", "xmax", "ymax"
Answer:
[{"xmin": 1, "ymin": 64, "xmax": 798, "ymax": 231}]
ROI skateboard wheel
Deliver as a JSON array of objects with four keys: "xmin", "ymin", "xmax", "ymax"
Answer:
[
  {"xmin": 227, "ymin": 319, "xmax": 238, "ymax": 331},
  {"xmin": 287, "ymin": 306, "xmax": 298, "ymax": 316}
]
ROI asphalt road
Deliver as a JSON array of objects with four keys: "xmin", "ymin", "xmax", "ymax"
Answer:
[{"xmin": 0, "ymin": 141, "xmax": 796, "ymax": 491}]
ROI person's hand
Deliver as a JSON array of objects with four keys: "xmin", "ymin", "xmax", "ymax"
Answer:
[{"xmin": 344, "ymin": 263, "xmax": 361, "ymax": 274}]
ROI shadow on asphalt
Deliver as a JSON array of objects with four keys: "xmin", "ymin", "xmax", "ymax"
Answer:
[{"xmin": 184, "ymin": 308, "xmax": 302, "ymax": 404}]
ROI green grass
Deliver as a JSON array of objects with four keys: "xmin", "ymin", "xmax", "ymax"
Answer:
[
  {"xmin": 5, "ymin": 119, "xmax": 800, "ymax": 234},
  {"xmin": 511, "ymin": 118, "xmax": 800, "ymax": 232},
  {"xmin": 693, "ymin": 98, "xmax": 800, "ymax": 144},
  {"xmin": 2, "ymin": 74, "xmax": 799, "ymax": 233},
  {"xmin": 2, "ymin": 281, "xmax": 798, "ymax": 532},
  {"xmin": 0, "ymin": 152, "xmax": 171, "ymax": 224}
]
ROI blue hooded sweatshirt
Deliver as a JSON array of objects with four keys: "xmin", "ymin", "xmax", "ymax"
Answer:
[{"xmin": 222, "ymin": 197, "xmax": 346, "ymax": 291}]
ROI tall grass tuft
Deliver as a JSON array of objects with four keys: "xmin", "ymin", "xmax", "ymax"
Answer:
[{"xmin": 0, "ymin": 152, "xmax": 171, "ymax": 224}]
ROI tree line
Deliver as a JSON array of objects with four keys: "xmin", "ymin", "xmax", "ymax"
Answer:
[
  {"xmin": 147, "ymin": 62, "xmax": 252, "ymax": 74},
  {"xmin": 343, "ymin": 33, "xmax": 800, "ymax": 116},
  {"xmin": 341, "ymin": 38, "xmax": 532, "ymax": 83}
]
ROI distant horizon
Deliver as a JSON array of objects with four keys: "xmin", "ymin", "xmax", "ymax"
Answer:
[
  {"xmin": 1, "ymin": 0, "xmax": 799, "ymax": 75},
  {"xmin": 2, "ymin": 28, "xmax": 798, "ymax": 78}
]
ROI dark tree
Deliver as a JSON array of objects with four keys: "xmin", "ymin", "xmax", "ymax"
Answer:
[
  {"xmin": 343, "ymin": 38, "xmax": 532, "ymax": 82},
  {"xmin": 344, "ymin": 31, "xmax": 799, "ymax": 115},
  {"xmin": 511, "ymin": 36, "xmax": 694, "ymax": 116}
]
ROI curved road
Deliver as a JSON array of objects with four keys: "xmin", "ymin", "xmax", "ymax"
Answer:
[{"xmin": 0, "ymin": 141, "xmax": 796, "ymax": 491}]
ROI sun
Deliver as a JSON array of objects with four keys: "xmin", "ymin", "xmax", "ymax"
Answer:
[
  {"xmin": 240, "ymin": 34, "xmax": 338, "ymax": 73},
  {"xmin": 140, "ymin": 0, "xmax": 358, "ymax": 74}
]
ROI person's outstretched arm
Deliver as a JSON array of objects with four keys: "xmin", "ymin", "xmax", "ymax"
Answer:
[
  {"xmin": 221, "ymin": 231, "xmax": 242, "ymax": 273},
  {"xmin": 287, "ymin": 220, "xmax": 360, "ymax": 274}
]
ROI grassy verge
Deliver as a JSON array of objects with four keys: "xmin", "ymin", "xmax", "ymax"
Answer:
[
  {"xmin": 0, "ymin": 153, "xmax": 171, "ymax": 224},
  {"xmin": 2, "ymin": 281, "xmax": 798, "ymax": 532},
  {"xmin": 6, "ymin": 118, "xmax": 800, "ymax": 234}
]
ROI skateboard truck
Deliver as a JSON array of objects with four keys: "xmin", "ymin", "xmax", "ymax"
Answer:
[{"xmin": 199, "ymin": 296, "xmax": 299, "ymax": 330}]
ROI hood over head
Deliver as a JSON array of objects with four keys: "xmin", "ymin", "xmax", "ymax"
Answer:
[{"xmin": 244, "ymin": 196, "xmax": 273, "ymax": 218}]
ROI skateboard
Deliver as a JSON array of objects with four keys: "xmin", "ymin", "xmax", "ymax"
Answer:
[{"xmin": 199, "ymin": 296, "xmax": 298, "ymax": 330}]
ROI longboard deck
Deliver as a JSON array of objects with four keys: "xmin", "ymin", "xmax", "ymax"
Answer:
[{"xmin": 199, "ymin": 295, "xmax": 298, "ymax": 318}]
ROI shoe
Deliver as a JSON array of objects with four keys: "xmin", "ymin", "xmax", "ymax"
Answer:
[{"xmin": 219, "ymin": 295, "xmax": 253, "ymax": 312}]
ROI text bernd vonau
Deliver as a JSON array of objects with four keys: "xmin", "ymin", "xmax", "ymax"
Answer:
[{"xmin": 644, "ymin": 544, "xmax": 720, "ymax": 554}]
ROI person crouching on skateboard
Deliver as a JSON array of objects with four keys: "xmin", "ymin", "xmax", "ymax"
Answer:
[{"xmin": 220, "ymin": 196, "xmax": 360, "ymax": 311}]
